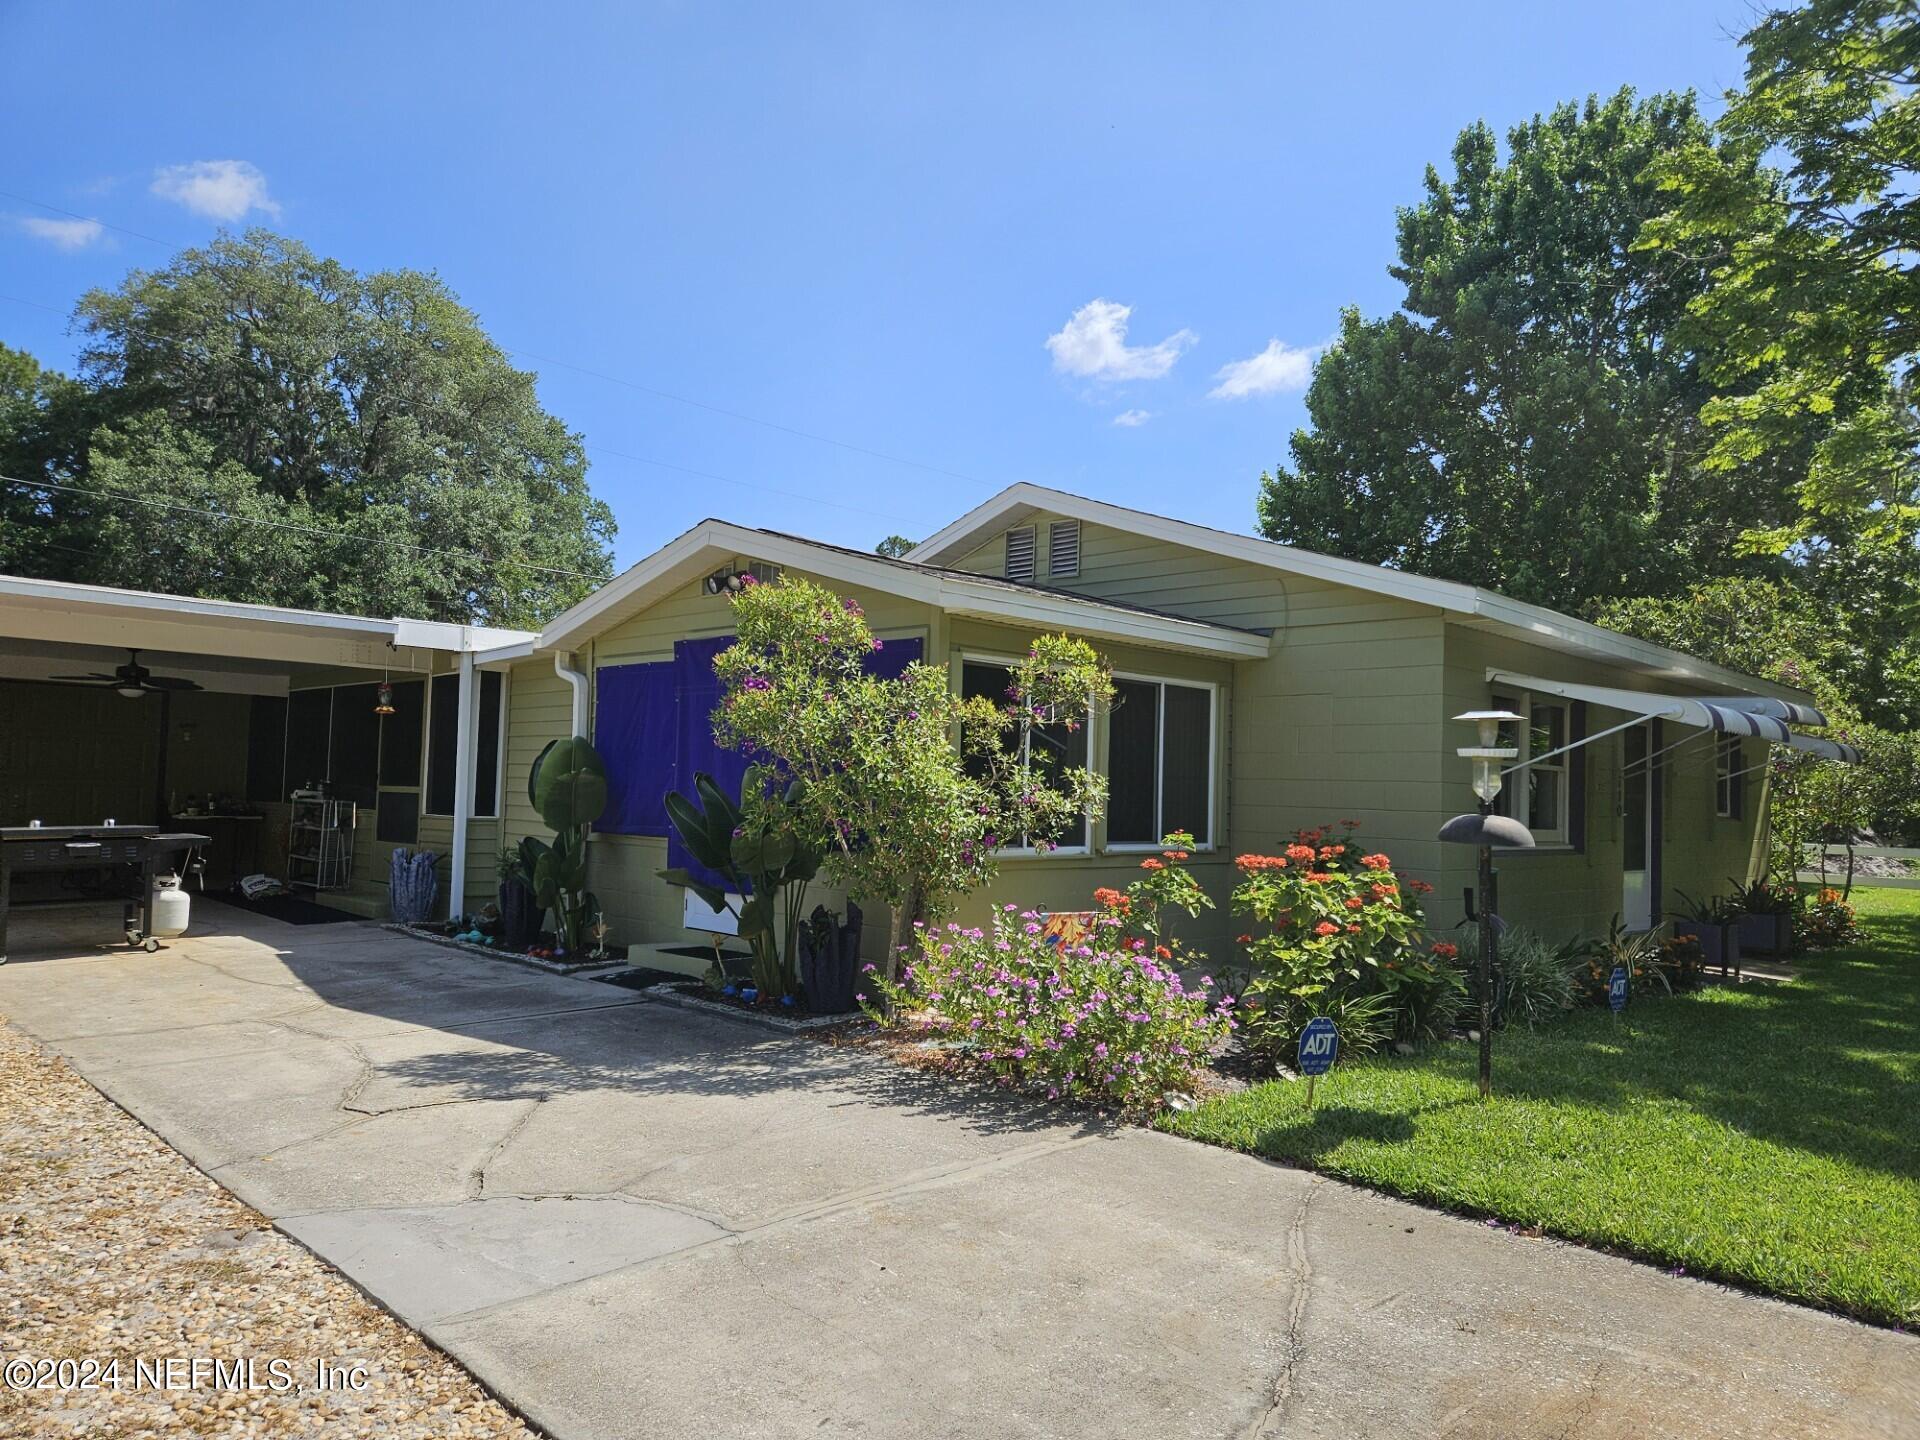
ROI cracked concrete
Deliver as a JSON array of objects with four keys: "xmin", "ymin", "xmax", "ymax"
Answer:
[{"xmin": 3, "ymin": 903, "xmax": 1916, "ymax": 1439}]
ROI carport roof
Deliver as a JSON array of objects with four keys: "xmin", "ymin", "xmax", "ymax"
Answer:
[{"xmin": 0, "ymin": 573, "xmax": 535, "ymax": 671}]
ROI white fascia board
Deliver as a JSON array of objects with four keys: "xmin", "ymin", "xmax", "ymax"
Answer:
[
  {"xmin": 906, "ymin": 484, "xmax": 1804, "ymax": 701},
  {"xmin": 534, "ymin": 523, "xmax": 730, "ymax": 653},
  {"xmin": 0, "ymin": 572, "xmax": 399, "ymax": 640}
]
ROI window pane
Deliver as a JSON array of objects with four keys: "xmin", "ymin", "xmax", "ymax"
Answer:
[
  {"xmin": 329, "ymin": 683, "xmax": 382, "ymax": 807},
  {"xmin": 1531, "ymin": 705, "xmax": 1564, "ymax": 759},
  {"xmin": 378, "ymin": 679, "xmax": 425, "ymax": 789},
  {"xmin": 1527, "ymin": 767, "xmax": 1561, "ymax": 832},
  {"xmin": 425, "ymin": 673, "xmax": 459, "ymax": 815},
  {"xmin": 960, "ymin": 662, "xmax": 1011, "ymax": 786},
  {"xmin": 1622, "ymin": 727, "xmax": 1648, "ymax": 870},
  {"xmin": 1160, "ymin": 684, "xmax": 1212, "ymax": 845},
  {"xmin": 1106, "ymin": 679, "xmax": 1159, "ymax": 843},
  {"xmin": 473, "ymin": 671, "xmax": 502, "ymax": 818}
]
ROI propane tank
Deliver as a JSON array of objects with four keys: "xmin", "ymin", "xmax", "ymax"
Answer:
[{"xmin": 151, "ymin": 873, "xmax": 191, "ymax": 938}]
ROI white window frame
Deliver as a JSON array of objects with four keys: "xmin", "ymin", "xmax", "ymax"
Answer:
[
  {"xmin": 422, "ymin": 666, "xmax": 508, "ymax": 820},
  {"xmin": 1715, "ymin": 735, "xmax": 1740, "ymax": 819},
  {"xmin": 1103, "ymin": 671, "xmax": 1219, "ymax": 854},
  {"xmin": 959, "ymin": 651, "xmax": 1091, "ymax": 857},
  {"xmin": 1492, "ymin": 690, "xmax": 1570, "ymax": 847}
]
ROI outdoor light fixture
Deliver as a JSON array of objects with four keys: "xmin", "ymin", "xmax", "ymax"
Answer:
[
  {"xmin": 1455, "ymin": 708, "xmax": 1524, "ymax": 803},
  {"xmin": 374, "ymin": 679, "xmax": 396, "ymax": 716},
  {"xmin": 704, "ymin": 568, "xmax": 758, "ymax": 595},
  {"xmin": 1440, "ymin": 708, "xmax": 1531, "ymax": 1100}
]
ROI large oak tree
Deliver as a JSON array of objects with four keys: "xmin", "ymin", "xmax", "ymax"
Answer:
[{"xmin": 1, "ymin": 231, "xmax": 614, "ymax": 626}]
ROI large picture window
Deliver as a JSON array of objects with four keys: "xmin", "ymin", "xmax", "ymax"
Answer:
[
  {"xmin": 961, "ymin": 658, "xmax": 1089, "ymax": 851},
  {"xmin": 1492, "ymin": 692, "xmax": 1569, "ymax": 844},
  {"xmin": 1106, "ymin": 677, "xmax": 1214, "ymax": 847}
]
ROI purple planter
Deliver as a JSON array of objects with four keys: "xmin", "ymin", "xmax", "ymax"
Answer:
[
  {"xmin": 1736, "ymin": 911, "xmax": 1792, "ymax": 958},
  {"xmin": 1674, "ymin": 920, "xmax": 1742, "ymax": 979}
]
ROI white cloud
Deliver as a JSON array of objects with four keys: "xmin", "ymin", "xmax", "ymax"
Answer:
[
  {"xmin": 1208, "ymin": 338, "xmax": 1317, "ymax": 400},
  {"xmin": 1111, "ymin": 408, "xmax": 1152, "ymax": 428},
  {"xmin": 18, "ymin": 216, "xmax": 104, "ymax": 250},
  {"xmin": 150, "ymin": 160, "xmax": 279, "ymax": 221},
  {"xmin": 1046, "ymin": 298, "xmax": 1194, "ymax": 381}
]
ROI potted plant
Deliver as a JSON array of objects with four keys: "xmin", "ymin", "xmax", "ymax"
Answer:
[
  {"xmin": 1671, "ymin": 891, "xmax": 1742, "ymax": 980},
  {"xmin": 1728, "ymin": 877, "xmax": 1795, "ymax": 957},
  {"xmin": 798, "ymin": 901, "xmax": 864, "ymax": 1014},
  {"xmin": 497, "ymin": 839, "xmax": 545, "ymax": 951}
]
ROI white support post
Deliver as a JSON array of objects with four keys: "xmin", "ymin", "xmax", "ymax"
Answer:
[{"xmin": 449, "ymin": 650, "xmax": 477, "ymax": 919}]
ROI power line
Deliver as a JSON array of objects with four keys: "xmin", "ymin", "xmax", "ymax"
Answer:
[
  {"xmin": 0, "ymin": 188, "xmax": 178, "ymax": 249},
  {"xmin": 2, "ymin": 474, "xmax": 605, "ymax": 581}
]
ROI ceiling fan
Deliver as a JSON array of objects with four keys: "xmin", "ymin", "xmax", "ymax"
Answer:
[{"xmin": 50, "ymin": 648, "xmax": 204, "ymax": 699}]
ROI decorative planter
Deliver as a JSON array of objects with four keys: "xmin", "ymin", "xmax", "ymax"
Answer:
[
  {"xmin": 498, "ymin": 877, "xmax": 543, "ymax": 951},
  {"xmin": 1673, "ymin": 919, "xmax": 1742, "ymax": 979},
  {"xmin": 1736, "ymin": 910, "xmax": 1793, "ymax": 958},
  {"xmin": 799, "ymin": 900, "xmax": 864, "ymax": 1014}
]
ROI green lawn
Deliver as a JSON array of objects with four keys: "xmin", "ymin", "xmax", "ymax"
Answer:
[{"xmin": 1160, "ymin": 888, "xmax": 1920, "ymax": 1327}]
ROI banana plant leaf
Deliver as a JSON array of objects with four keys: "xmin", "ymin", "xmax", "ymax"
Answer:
[
  {"xmin": 656, "ymin": 866, "xmax": 730, "ymax": 916},
  {"xmin": 533, "ymin": 737, "xmax": 609, "ymax": 833},
  {"xmin": 664, "ymin": 790, "xmax": 736, "ymax": 874}
]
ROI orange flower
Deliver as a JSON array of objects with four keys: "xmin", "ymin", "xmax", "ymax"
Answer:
[
  {"xmin": 1093, "ymin": 887, "xmax": 1131, "ymax": 912},
  {"xmin": 1140, "ymin": 858, "xmax": 1164, "ymax": 871},
  {"xmin": 1344, "ymin": 896, "xmax": 1365, "ymax": 911},
  {"xmin": 1236, "ymin": 933, "xmax": 1253, "ymax": 945},
  {"xmin": 1286, "ymin": 843, "xmax": 1317, "ymax": 862},
  {"xmin": 1360, "ymin": 852, "xmax": 1393, "ymax": 871},
  {"xmin": 1369, "ymin": 883, "xmax": 1396, "ymax": 901},
  {"xmin": 1407, "ymin": 879, "xmax": 1434, "ymax": 895},
  {"xmin": 1430, "ymin": 941, "xmax": 1458, "ymax": 960},
  {"xmin": 1345, "ymin": 922, "xmax": 1362, "ymax": 933},
  {"xmin": 1313, "ymin": 921, "xmax": 1339, "ymax": 937},
  {"xmin": 1162, "ymin": 849, "xmax": 1190, "ymax": 861},
  {"xmin": 1303, "ymin": 871, "xmax": 1334, "ymax": 884},
  {"xmin": 1155, "ymin": 945, "xmax": 1172, "ymax": 960}
]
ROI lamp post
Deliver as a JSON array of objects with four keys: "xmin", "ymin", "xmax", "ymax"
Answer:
[{"xmin": 1439, "ymin": 710, "xmax": 1530, "ymax": 1098}]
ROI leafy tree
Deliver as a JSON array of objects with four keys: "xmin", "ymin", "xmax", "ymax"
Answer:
[
  {"xmin": 874, "ymin": 534, "xmax": 916, "ymax": 558},
  {"xmin": 1259, "ymin": 90, "xmax": 1799, "ymax": 612},
  {"xmin": 1646, "ymin": 0, "xmax": 1920, "ymax": 571},
  {"xmin": 2, "ymin": 232, "xmax": 614, "ymax": 625},
  {"xmin": 711, "ymin": 576, "xmax": 1113, "ymax": 973}
]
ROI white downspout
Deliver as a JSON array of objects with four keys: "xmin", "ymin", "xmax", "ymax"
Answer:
[
  {"xmin": 449, "ymin": 649, "xmax": 477, "ymax": 920},
  {"xmin": 555, "ymin": 651, "xmax": 589, "ymax": 738}
]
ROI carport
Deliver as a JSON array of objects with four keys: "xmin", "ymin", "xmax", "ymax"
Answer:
[{"xmin": 0, "ymin": 574, "xmax": 532, "ymax": 933}]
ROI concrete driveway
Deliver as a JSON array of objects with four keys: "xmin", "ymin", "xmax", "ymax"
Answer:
[{"xmin": 2, "ymin": 904, "xmax": 1914, "ymax": 1439}]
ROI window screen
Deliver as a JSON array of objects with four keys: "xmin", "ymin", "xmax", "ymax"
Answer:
[
  {"xmin": 285, "ymin": 688, "xmax": 331, "ymax": 796},
  {"xmin": 329, "ymin": 683, "xmax": 382, "ymax": 806},
  {"xmin": 1105, "ymin": 679, "xmax": 1212, "ymax": 846},
  {"xmin": 245, "ymin": 695, "xmax": 288, "ymax": 804},
  {"xmin": 379, "ymin": 679, "xmax": 426, "ymax": 788},
  {"xmin": 961, "ymin": 660, "xmax": 1087, "ymax": 848},
  {"xmin": 425, "ymin": 671, "xmax": 501, "ymax": 816}
]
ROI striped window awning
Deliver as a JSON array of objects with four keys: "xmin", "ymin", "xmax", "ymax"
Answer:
[{"xmin": 1489, "ymin": 672, "xmax": 1852, "ymax": 761}]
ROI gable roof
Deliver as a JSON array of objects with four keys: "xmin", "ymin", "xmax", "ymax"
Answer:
[
  {"xmin": 906, "ymin": 483, "xmax": 1807, "ymax": 702},
  {"xmin": 504, "ymin": 519, "xmax": 1271, "ymax": 662}
]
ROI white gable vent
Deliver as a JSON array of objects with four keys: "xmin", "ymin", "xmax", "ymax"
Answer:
[
  {"xmin": 1048, "ymin": 519, "xmax": 1080, "ymax": 578},
  {"xmin": 1005, "ymin": 525, "xmax": 1037, "ymax": 584}
]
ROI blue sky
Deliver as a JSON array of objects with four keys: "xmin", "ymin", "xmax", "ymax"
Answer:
[{"xmin": 1, "ymin": 2, "xmax": 1754, "ymax": 569}]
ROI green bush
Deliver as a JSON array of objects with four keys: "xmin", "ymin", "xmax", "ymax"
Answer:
[{"xmin": 1488, "ymin": 928, "xmax": 1576, "ymax": 1029}]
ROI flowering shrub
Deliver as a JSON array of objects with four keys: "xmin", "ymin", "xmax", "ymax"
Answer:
[
  {"xmin": 1094, "ymin": 831, "xmax": 1215, "ymax": 969},
  {"xmin": 863, "ymin": 905, "xmax": 1234, "ymax": 1111},
  {"xmin": 1230, "ymin": 823, "xmax": 1431, "ymax": 1058},
  {"xmin": 1803, "ymin": 887, "xmax": 1861, "ymax": 947}
]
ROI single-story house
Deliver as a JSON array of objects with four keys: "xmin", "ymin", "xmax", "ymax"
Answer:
[{"xmin": 0, "ymin": 484, "xmax": 1855, "ymax": 958}]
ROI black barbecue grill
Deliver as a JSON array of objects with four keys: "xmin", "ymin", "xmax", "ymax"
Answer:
[{"xmin": 0, "ymin": 825, "xmax": 209, "ymax": 963}]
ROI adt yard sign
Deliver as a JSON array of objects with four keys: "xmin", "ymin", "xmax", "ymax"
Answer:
[
  {"xmin": 1609, "ymin": 965, "xmax": 1629, "ymax": 1013},
  {"xmin": 1297, "ymin": 1018, "xmax": 1338, "ymax": 1108},
  {"xmin": 1297, "ymin": 1017, "xmax": 1339, "ymax": 1076}
]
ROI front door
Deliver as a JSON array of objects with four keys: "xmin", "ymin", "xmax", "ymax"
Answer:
[{"xmin": 1622, "ymin": 724, "xmax": 1654, "ymax": 930}]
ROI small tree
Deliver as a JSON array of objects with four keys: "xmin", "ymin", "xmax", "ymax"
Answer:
[{"xmin": 711, "ymin": 576, "xmax": 1114, "ymax": 974}]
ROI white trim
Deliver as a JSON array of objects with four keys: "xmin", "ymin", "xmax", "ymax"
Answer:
[
  {"xmin": 1103, "ymin": 670, "xmax": 1219, "ymax": 852},
  {"xmin": 903, "ymin": 485, "xmax": 1807, "ymax": 701},
  {"xmin": 530, "ymin": 520, "xmax": 1269, "ymax": 661},
  {"xmin": 450, "ymin": 652, "xmax": 476, "ymax": 913},
  {"xmin": 958, "ymin": 650, "xmax": 1092, "ymax": 858}
]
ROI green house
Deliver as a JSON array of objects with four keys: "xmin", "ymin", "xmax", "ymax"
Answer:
[{"xmin": 479, "ymin": 483, "xmax": 1850, "ymax": 959}]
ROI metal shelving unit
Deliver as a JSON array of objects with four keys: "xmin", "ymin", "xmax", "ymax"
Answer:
[{"xmin": 288, "ymin": 791, "xmax": 355, "ymax": 893}]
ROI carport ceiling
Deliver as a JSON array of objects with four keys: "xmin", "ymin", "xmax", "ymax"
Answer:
[{"xmin": 0, "ymin": 638, "xmax": 422, "ymax": 697}]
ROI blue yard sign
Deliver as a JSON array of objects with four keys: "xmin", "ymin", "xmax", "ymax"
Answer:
[
  {"xmin": 1297, "ymin": 1017, "xmax": 1338, "ymax": 1109},
  {"xmin": 1297, "ymin": 1017, "xmax": 1339, "ymax": 1076},
  {"xmin": 1609, "ymin": 965, "xmax": 1629, "ymax": 1013}
]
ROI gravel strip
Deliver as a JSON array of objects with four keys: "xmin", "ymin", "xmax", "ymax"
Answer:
[{"xmin": 0, "ymin": 1016, "xmax": 540, "ymax": 1438}]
